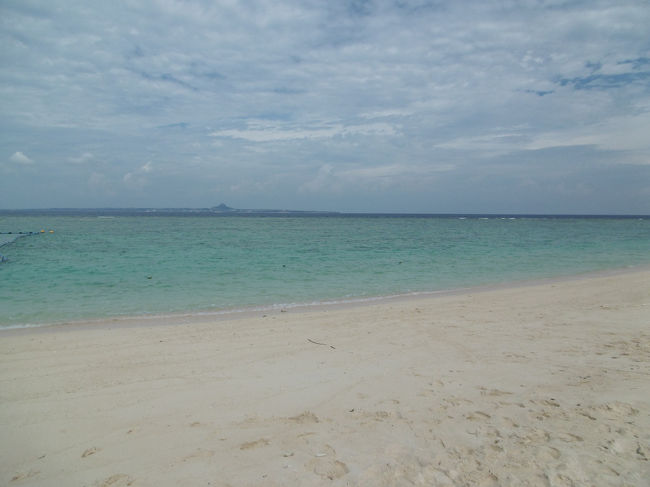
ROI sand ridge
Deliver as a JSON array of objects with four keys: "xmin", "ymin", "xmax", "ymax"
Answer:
[{"xmin": 1, "ymin": 270, "xmax": 649, "ymax": 486}]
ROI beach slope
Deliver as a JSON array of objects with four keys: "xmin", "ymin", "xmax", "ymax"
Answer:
[{"xmin": 1, "ymin": 270, "xmax": 649, "ymax": 486}]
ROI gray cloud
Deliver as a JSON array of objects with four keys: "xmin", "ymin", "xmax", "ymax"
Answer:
[{"xmin": 1, "ymin": 0, "xmax": 649, "ymax": 212}]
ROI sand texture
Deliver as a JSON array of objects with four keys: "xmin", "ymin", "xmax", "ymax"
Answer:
[{"xmin": 1, "ymin": 270, "xmax": 649, "ymax": 486}]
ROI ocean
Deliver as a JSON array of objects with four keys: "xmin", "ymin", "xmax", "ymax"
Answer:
[{"xmin": 1, "ymin": 214, "xmax": 649, "ymax": 329}]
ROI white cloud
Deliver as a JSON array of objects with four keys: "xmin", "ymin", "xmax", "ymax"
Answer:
[
  {"xmin": 69, "ymin": 152, "xmax": 94, "ymax": 164},
  {"xmin": 300, "ymin": 162, "xmax": 456, "ymax": 194},
  {"xmin": 210, "ymin": 121, "xmax": 397, "ymax": 142},
  {"xmin": 525, "ymin": 110, "xmax": 650, "ymax": 155},
  {"xmin": 435, "ymin": 131, "xmax": 531, "ymax": 156},
  {"xmin": 123, "ymin": 161, "xmax": 154, "ymax": 189},
  {"xmin": 10, "ymin": 151, "xmax": 33, "ymax": 165}
]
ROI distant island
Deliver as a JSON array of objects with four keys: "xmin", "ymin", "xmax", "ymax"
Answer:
[
  {"xmin": 212, "ymin": 203, "xmax": 235, "ymax": 212},
  {"xmin": 206, "ymin": 203, "xmax": 340, "ymax": 215}
]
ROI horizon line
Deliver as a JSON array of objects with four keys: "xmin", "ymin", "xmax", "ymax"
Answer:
[{"xmin": 1, "ymin": 207, "xmax": 649, "ymax": 217}]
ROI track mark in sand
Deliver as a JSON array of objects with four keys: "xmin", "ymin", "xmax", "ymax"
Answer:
[
  {"xmin": 578, "ymin": 411, "xmax": 597, "ymax": 421},
  {"xmin": 535, "ymin": 445, "xmax": 561, "ymax": 461},
  {"xmin": 94, "ymin": 474, "xmax": 134, "ymax": 486},
  {"xmin": 297, "ymin": 431, "xmax": 317, "ymax": 439},
  {"xmin": 466, "ymin": 411, "xmax": 491, "ymax": 421},
  {"xmin": 182, "ymin": 448, "xmax": 215, "ymax": 461},
  {"xmin": 600, "ymin": 333, "xmax": 650, "ymax": 362},
  {"xmin": 288, "ymin": 411, "xmax": 320, "ymax": 424},
  {"xmin": 239, "ymin": 438, "xmax": 270, "ymax": 450},
  {"xmin": 636, "ymin": 443, "xmax": 649, "ymax": 461},
  {"xmin": 10, "ymin": 470, "xmax": 40, "ymax": 482},
  {"xmin": 539, "ymin": 398, "xmax": 561, "ymax": 408},
  {"xmin": 592, "ymin": 401, "xmax": 638, "ymax": 417},
  {"xmin": 511, "ymin": 427, "xmax": 550, "ymax": 444},
  {"xmin": 358, "ymin": 443, "xmax": 463, "ymax": 487},
  {"xmin": 478, "ymin": 387, "xmax": 513, "ymax": 396},
  {"xmin": 556, "ymin": 432, "xmax": 584, "ymax": 442},
  {"xmin": 502, "ymin": 352, "xmax": 528, "ymax": 363},
  {"xmin": 502, "ymin": 417, "xmax": 521, "ymax": 429},
  {"xmin": 378, "ymin": 398, "xmax": 401, "ymax": 405},
  {"xmin": 442, "ymin": 396, "xmax": 473, "ymax": 407},
  {"xmin": 82, "ymin": 446, "xmax": 100, "ymax": 457},
  {"xmin": 352, "ymin": 409, "xmax": 394, "ymax": 423}
]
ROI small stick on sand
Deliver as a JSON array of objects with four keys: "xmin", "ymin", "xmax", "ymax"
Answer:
[{"xmin": 307, "ymin": 338, "xmax": 335, "ymax": 349}]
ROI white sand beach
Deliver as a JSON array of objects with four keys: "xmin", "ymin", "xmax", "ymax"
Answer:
[{"xmin": 1, "ymin": 270, "xmax": 649, "ymax": 486}]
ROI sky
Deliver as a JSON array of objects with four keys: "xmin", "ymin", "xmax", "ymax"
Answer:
[{"xmin": 1, "ymin": 0, "xmax": 649, "ymax": 213}]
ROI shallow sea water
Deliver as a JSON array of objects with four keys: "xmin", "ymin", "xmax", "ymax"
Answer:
[{"xmin": 1, "ymin": 215, "xmax": 649, "ymax": 328}]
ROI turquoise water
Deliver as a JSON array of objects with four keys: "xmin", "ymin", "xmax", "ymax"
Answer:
[{"xmin": 1, "ymin": 215, "xmax": 649, "ymax": 328}]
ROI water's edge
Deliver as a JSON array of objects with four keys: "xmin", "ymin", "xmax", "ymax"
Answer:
[{"xmin": 4, "ymin": 263, "xmax": 648, "ymax": 335}]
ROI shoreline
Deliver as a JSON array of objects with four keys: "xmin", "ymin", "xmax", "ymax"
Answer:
[
  {"xmin": 1, "ymin": 267, "xmax": 649, "ymax": 485},
  {"xmin": 3, "ymin": 262, "xmax": 649, "ymax": 335}
]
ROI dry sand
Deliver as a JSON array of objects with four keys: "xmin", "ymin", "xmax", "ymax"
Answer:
[{"xmin": 1, "ymin": 270, "xmax": 649, "ymax": 486}]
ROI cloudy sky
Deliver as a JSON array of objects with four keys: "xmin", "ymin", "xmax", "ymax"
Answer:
[{"xmin": 1, "ymin": 0, "xmax": 649, "ymax": 213}]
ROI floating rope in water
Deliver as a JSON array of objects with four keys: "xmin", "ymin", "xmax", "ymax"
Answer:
[{"xmin": 0, "ymin": 231, "xmax": 41, "ymax": 263}]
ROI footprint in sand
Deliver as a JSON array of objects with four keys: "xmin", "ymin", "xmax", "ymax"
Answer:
[
  {"xmin": 539, "ymin": 398, "xmax": 561, "ymax": 408},
  {"xmin": 239, "ymin": 438, "xmax": 270, "ymax": 450},
  {"xmin": 372, "ymin": 410, "xmax": 391, "ymax": 421},
  {"xmin": 310, "ymin": 459, "xmax": 349, "ymax": 481},
  {"xmin": 306, "ymin": 444, "xmax": 349, "ymax": 481},
  {"xmin": 94, "ymin": 473, "xmax": 134, "ymax": 486},
  {"xmin": 598, "ymin": 401, "xmax": 638, "ymax": 417}
]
